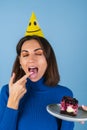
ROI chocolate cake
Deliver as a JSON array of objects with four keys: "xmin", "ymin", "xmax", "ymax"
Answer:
[{"xmin": 60, "ymin": 96, "xmax": 78, "ymax": 116}]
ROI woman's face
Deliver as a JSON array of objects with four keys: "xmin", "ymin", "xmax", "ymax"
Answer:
[{"xmin": 19, "ymin": 39, "xmax": 47, "ymax": 82}]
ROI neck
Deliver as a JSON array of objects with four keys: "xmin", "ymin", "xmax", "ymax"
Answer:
[{"xmin": 26, "ymin": 77, "xmax": 48, "ymax": 91}]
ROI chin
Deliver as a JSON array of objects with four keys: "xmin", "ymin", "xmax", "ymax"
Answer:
[
  {"xmin": 29, "ymin": 76, "xmax": 43, "ymax": 82},
  {"xmin": 29, "ymin": 77, "xmax": 40, "ymax": 82}
]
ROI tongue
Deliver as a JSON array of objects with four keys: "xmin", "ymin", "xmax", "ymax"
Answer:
[
  {"xmin": 29, "ymin": 68, "xmax": 38, "ymax": 79},
  {"xmin": 29, "ymin": 68, "xmax": 37, "ymax": 73}
]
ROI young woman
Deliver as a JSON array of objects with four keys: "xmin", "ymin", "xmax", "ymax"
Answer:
[{"xmin": 0, "ymin": 35, "xmax": 74, "ymax": 130}]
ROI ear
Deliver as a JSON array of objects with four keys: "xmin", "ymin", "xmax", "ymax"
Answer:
[
  {"xmin": 19, "ymin": 58, "xmax": 22, "ymax": 69},
  {"xmin": 19, "ymin": 56, "xmax": 21, "ymax": 66}
]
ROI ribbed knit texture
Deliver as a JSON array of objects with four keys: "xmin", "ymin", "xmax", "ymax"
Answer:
[{"xmin": 0, "ymin": 78, "xmax": 74, "ymax": 130}]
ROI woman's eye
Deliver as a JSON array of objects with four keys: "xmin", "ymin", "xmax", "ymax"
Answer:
[
  {"xmin": 22, "ymin": 54, "xmax": 29, "ymax": 57},
  {"xmin": 35, "ymin": 52, "xmax": 43, "ymax": 55},
  {"xmin": 35, "ymin": 50, "xmax": 43, "ymax": 55}
]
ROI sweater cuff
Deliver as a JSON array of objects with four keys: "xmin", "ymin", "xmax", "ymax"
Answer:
[{"xmin": 0, "ymin": 107, "xmax": 18, "ymax": 130}]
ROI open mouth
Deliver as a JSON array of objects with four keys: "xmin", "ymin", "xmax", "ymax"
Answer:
[{"xmin": 28, "ymin": 67, "xmax": 38, "ymax": 78}]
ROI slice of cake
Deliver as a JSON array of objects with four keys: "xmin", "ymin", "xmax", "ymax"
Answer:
[{"xmin": 60, "ymin": 96, "xmax": 78, "ymax": 116}]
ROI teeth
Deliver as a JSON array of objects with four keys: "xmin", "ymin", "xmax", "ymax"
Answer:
[
  {"xmin": 29, "ymin": 67, "xmax": 36, "ymax": 69},
  {"xmin": 28, "ymin": 67, "xmax": 37, "ymax": 72},
  {"xmin": 28, "ymin": 67, "xmax": 38, "ymax": 73}
]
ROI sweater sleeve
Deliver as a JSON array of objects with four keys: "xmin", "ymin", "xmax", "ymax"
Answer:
[
  {"xmin": 60, "ymin": 120, "xmax": 74, "ymax": 130},
  {"xmin": 0, "ymin": 85, "xmax": 18, "ymax": 130}
]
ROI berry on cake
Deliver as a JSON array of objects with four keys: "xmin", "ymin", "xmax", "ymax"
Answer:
[{"xmin": 60, "ymin": 96, "xmax": 79, "ymax": 116}]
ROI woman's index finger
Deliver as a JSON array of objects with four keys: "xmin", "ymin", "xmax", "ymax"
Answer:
[
  {"xmin": 16, "ymin": 73, "xmax": 29, "ymax": 84},
  {"xmin": 9, "ymin": 73, "xmax": 15, "ymax": 86}
]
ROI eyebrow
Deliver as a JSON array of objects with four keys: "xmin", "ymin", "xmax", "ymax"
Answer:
[
  {"xmin": 34, "ymin": 48, "xmax": 43, "ymax": 52},
  {"xmin": 21, "ymin": 48, "xmax": 43, "ymax": 53}
]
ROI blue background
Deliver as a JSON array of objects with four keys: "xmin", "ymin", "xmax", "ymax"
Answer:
[{"xmin": 0, "ymin": 0, "xmax": 87, "ymax": 129}]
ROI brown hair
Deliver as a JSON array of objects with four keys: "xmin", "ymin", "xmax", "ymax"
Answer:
[{"xmin": 12, "ymin": 35, "xmax": 60, "ymax": 86}]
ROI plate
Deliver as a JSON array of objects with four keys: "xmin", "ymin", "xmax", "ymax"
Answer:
[{"xmin": 46, "ymin": 104, "xmax": 87, "ymax": 122}]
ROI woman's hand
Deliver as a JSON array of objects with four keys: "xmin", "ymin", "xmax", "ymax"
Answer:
[
  {"xmin": 80, "ymin": 105, "xmax": 87, "ymax": 124},
  {"xmin": 82, "ymin": 105, "xmax": 87, "ymax": 111},
  {"xmin": 7, "ymin": 73, "xmax": 29, "ymax": 110}
]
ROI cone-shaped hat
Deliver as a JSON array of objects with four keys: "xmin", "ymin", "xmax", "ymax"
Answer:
[{"xmin": 25, "ymin": 12, "xmax": 44, "ymax": 37}]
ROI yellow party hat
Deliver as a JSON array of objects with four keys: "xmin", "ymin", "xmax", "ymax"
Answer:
[{"xmin": 25, "ymin": 12, "xmax": 44, "ymax": 37}]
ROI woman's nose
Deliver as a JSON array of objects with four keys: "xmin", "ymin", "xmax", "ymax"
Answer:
[{"xmin": 28, "ymin": 54, "xmax": 35, "ymax": 62}]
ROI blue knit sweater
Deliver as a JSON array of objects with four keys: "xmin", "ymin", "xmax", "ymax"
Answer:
[{"xmin": 0, "ymin": 78, "xmax": 74, "ymax": 130}]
